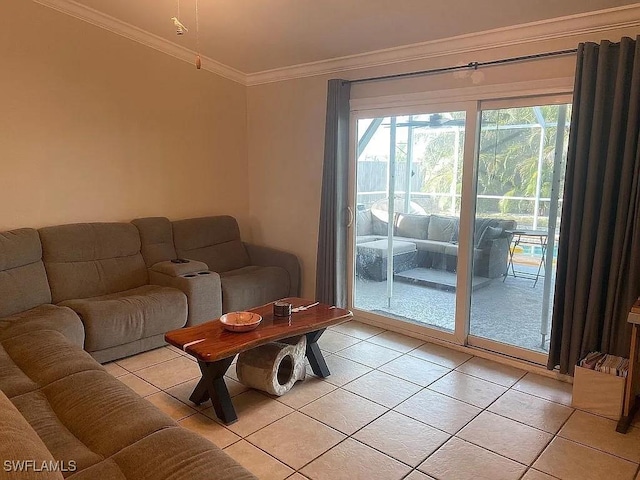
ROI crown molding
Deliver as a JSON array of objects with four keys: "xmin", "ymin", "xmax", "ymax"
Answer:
[
  {"xmin": 246, "ymin": 4, "xmax": 640, "ymax": 86},
  {"xmin": 33, "ymin": 0, "xmax": 246, "ymax": 85},
  {"xmin": 33, "ymin": 1, "xmax": 640, "ymax": 87}
]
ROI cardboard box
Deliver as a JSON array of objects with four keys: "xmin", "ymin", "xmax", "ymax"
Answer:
[{"xmin": 572, "ymin": 365, "xmax": 626, "ymax": 420}]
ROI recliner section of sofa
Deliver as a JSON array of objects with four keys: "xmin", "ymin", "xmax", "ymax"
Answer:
[
  {"xmin": 132, "ymin": 216, "xmax": 223, "ymax": 325},
  {"xmin": 136, "ymin": 215, "xmax": 301, "ymax": 314},
  {"xmin": 0, "ymin": 228, "xmax": 84, "ymax": 347},
  {"xmin": 172, "ymin": 216, "xmax": 300, "ymax": 313},
  {"xmin": 39, "ymin": 222, "xmax": 188, "ymax": 363}
]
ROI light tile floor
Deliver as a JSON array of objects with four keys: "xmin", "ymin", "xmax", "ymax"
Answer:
[{"xmin": 104, "ymin": 321, "xmax": 640, "ymax": 480}]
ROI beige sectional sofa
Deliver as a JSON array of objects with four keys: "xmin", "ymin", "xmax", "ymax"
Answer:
[{"xmin": 0, "ymin": 215, "xmax": 298, "ymax": 480}]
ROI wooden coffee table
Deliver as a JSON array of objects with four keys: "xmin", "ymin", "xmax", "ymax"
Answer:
[{"xmin": 165, "ymin": 297, "xmax": 352, "ymax": 424}]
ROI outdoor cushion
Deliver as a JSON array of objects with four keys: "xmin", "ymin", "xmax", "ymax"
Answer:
[
  {"xmin": 40, "ymin": 223, "xmax": 148, "ymax": 303},
  {"xmin": 396, "ymin": 213, "xmax": 430, "ymax": 240},
  {"xmin": 443, "ymin": 244, "xmax": 483, "ymax": 258},
  {"xmin": 410, "ymin": 239, "xmax": 449, "ymax": 254},
  {"xmin": 371, "ymin": 211, "xmax": 391, "ymax": 236},
  {"xmin": 0, "ymin": 304, "xmax": 84, "ymax": 348},
  {"xmin": 355, "ymin": 235, "xmax": 384, "ymax": 245},
  {"xmin": 427, "ymin": 215, "xmax": 458, "ymax": 242},
  {"xmin": 478, "ymin": 226, "xmax": 504, "ymax": 247},
  {"xmin": 60, "ymin": 285, "xmax": 187, "ymax": 353},
  {"xmin": 355, "ymin": 209, "xmax": 373, "ymax": 236},
  {"xmin": 0, "ymin": 228, "xmax": 52, "ymax": 318},
  {"xmin": 356, "ymin": 239, "xmax": 417, "ymax": 258},
  {"xmin": 220, "ymin": 266, "xmax": 289, "ymax": 312},
  {"xmin": 172, "ymin": 216, "xmax": 251, "ymax": 273}
]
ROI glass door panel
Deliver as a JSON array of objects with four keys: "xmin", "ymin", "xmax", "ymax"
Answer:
[
  {"xmin": 469, "ymin": 103, "xmax": 571, "ymax": 353},
  {"xmin": 353, "ymin": 112, "xmax": 466, "ymax": 333}
]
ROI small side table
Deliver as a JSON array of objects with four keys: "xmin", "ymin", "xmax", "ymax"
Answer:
[
  {"xmin": 503, "ymin": 230, "xmax": 548, "ymax": 287},
  {"xmin": 617, "ymin": 297, "xmax": 640, "ymax": 433}
]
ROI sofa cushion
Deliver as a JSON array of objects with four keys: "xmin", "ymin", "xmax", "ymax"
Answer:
[
  {"xmin": 411, "ymin": 239, "xmax": 449, "ymax": 254},
  {"xmin": 0, "ymin": 390, "xmax": 63, "ymax": 480},
  {"xmin": 427, "ymin": 215, "xmax": 458, "ymax": 242},
  {"xmin": 0, "ymin": 228, "xmax": 52, "ymax": 318},
  {"xmin": 0, "ymin": 304, "xmax": 84, "ymax": 348},
  {"xmin": 0, "ymin": 330, "xmax": 101, "ymax": 399},
  {"xmin": 356, "ymin": 239, "xmax": 417, "ymax": 258},
  {"xmin": 396, "ymin": 213, "xmax": 430, "ymax": 240},
  {"xmin": 220, "ymin": 266, "xmax": 290, "ymax": 312},
  {"xmin": 11, "ymin": 390, "xmax": 104, "ymax": 474},
  {"xmin": 371, "ymin": 210, "xmax": 391, "ymax": 236},
  {"xmin": 60, "ymin": 285, "xmax": 187, "ymax": 353},
  {"xmin": 131, "ymin": 217, "xmax": 178, "ymax": 268},
  {"xmin": 355, "ymin": 210, "xmax": 373, "ymax": 236},
  {"xmin": 40, "ymin": 223, "xmax": 148, "ymax": 303},
  {"xmin": 478, "ymin": 226, "xmax": 504, "ymax": 247},
  {"xmin": 19, "ymin": 369, "xmax": 175, "ymax": 460},
  {"xmin": 66, "ymin": 427, "xmax": 255, "ymax": 480},
  {"xmin": 173, "ymin": 216, "xmax": 250, "ymax": 273},
  {"xmin": 355, "ymin": 235, "xmax": 384, "ymax": 245}
]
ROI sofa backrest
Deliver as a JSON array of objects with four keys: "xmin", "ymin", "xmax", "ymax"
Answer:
[
  {"xmin": 475, "ymin": 218, "xmax": 518, "ymax": 246},
  {"xmin": 131, "ymin": 217, "xmax": 178, "ymax": 267},
  {"xmin": 39, "ymin": 223, "xmax": 148, "ymax": 303},
  {"xmin": 427, "ymin": 215, "xmax": 459, "ymax": 242},
  {"xmin": 396, "ymin": 213, "xmax": 430, "ymax": 240},
  {"xmin": 172, "ymin": 216, "xmax": 250, "ymax": 273},
  {"xmin": 0, "ymin": 228, "xmax": 52, "ymax": 318}
]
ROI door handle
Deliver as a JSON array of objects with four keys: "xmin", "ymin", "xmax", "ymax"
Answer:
[{"xmin": 346, "ymin": 206, "xmax": 354, "ymax": 228}]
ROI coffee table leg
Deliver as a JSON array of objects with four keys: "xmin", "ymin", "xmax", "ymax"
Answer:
[
  {"xmin": 190, "ymin": 357, "xmax": 237, "ymax": 424},
  {"xmin": 305, "ymin": 329, "xmax": 330, "ymax": 378}
]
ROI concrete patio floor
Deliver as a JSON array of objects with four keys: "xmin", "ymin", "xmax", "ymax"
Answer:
[{"xmin": 354, "ymin": 263, "xmax": 554, "ymax": 353}]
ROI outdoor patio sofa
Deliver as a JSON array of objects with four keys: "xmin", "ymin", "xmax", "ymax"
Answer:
[
  {"xmin": 356, "ymin": 209, "xmax": 516, "ymax": 280},
  {"xmin": 0, "ymin": 227, "xmax": 255, "ymax": 479}
]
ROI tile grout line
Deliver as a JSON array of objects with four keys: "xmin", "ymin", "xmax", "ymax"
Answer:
[{"xmin": 110, "ymin": 328, "xmax": 638, "ymax": 480}]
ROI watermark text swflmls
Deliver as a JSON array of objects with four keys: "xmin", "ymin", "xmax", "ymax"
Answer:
[{"xmin": 3, "ymin": 460, "xmax": 77, "ymax": 473}]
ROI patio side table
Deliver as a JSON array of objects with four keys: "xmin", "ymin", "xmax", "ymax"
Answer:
[{"xmin": 503, "ymin": 230, "xmax": 548, "ymax": 287}]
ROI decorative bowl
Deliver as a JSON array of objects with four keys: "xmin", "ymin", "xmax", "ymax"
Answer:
[{"xmin": 220, "ymin": 311, "xmax": 262, "ymax": 332}]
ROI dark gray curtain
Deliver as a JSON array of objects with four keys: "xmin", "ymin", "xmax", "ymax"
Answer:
[
  {"xmin": 316, "ymin": 79, "xmax": 351, "ymax": 307},
  {"xmin": 549, "ymin": 36, "xmax": 640, "ymax": 375}
]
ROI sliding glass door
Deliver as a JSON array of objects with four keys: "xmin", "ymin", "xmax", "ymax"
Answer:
[
  {"xmin": 468, "ymin": 100, "xmax": 571, "ymax": 360},
  {"xmin": 349, "ymin": 94, "xmax": 571, "ymax": 363},
  {"xmin": 353, "ymin": 111, "xmax": 468, "ymax": 336}
]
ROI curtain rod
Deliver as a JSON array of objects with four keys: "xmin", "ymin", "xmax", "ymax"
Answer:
[{"xmin": 348, "ymin": 48, "xmax": 578, "ymax": 85}]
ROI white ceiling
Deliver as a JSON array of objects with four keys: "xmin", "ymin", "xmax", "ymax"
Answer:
[{"xmin": 45, "ymin": 0, "xmax": 638, "ymax": 74}]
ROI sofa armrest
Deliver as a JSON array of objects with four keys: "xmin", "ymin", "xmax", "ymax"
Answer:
[
  {"xmin": 150, "ymin": 260, "xmax": 209, "ymax": 277},
  {"xmin": 481, "ymin": 236, "xmax": 511, "ymax": 278},
  {"xmin": 149, "ymin": 269, "xmax": 222, "ymax": 326},
  {"xmin": 243, "ymin": 243, "xmax": 301, "ymax": 296}
]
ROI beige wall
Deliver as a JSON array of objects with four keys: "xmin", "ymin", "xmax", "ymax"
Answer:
[
  {"xmin": 0, "ymin": 1, "xmax": 249, "ymax": 235},
  {"xmin": 247, "ymin": 28, "xmax": 638, "ymax": 298},
  {"xmin": 1, "ymin": 1, "xmax": 635, "ymax": 299}
]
